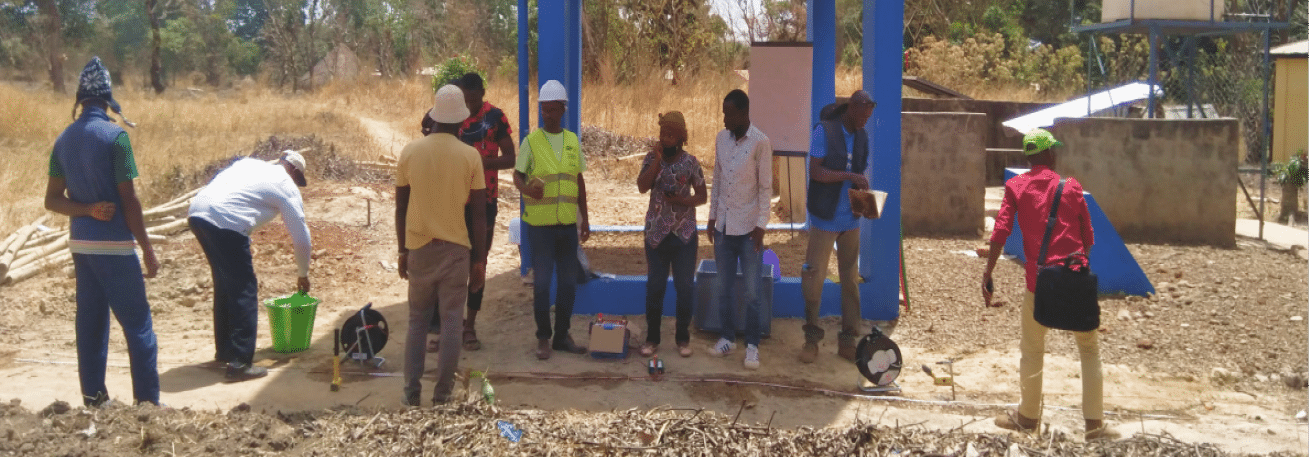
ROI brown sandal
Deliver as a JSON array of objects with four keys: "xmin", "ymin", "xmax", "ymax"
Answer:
[
  {"xmin": 994, "ymin": 410, "xmax": 1039, "ymax": 432},
  {"xmin": 462, "ymin": 328, "xmax": 481, "ymax": 351}
]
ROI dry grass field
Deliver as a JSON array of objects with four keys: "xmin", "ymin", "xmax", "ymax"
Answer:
[{"xmin": 0, "ymin": 68, "xmax": 868, "ymax": 235}]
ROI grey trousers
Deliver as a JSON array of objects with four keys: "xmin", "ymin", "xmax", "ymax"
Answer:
[{"xmin": 403, "ymin": 240, "xmax": 469, "ymax": 405}]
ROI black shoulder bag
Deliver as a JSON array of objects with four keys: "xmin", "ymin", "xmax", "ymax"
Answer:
[{"xmin": 1033, "ymin": 178, "xmax": 1100, "ymax": 332}]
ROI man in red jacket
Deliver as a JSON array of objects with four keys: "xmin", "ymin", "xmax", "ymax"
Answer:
[{"xmin": 982, "ymin": 128, "xmax": 1116, "ymax": 440}]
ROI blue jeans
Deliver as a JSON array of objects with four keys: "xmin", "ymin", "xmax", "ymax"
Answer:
[
  {"xmin": 644, "ymin": 233, "xmax": 698, "ymax": 346},
  {"xmin": 73, "ymin": 253, "xmax": 159, "ymax": 405},
  {"xmin": 189, "ymin": 217, "xmax": 259, "ymax": 365},
  {"xmin": 713, "ymin": 229, "xmax": 763, "ymax": 346},
  {"xmin": 527, "ymin": 223, "xmax": 580, "ymax": 341}
]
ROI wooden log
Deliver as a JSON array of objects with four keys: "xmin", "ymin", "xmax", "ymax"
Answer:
[
  {"xmin": 14, "ymin": 229, "xmax": 69, "ymax": 259},
  {"xmin": 11, "ymin": 230, "xmax": 165, "ymax": 271},
  {"xmin": 24, "ymin": 228, "xmax": 67, "ymax": 247},
  {"xmin": 0, "ymin": 214, "xmax": 50, "ymax": 279},
  {"xmin": 3, "ymin": 249, "xmax": 72, "ymax": 286},
  {"xmin": 0, "ymin": 232, "xmax": 18, "ymax": 266},
  {"xmin": 143, "ymin": 200, "xmax": 191, "ymax": 219},
  {"xmin": 357, "ymin": 161, "xmax": 397, "ymax": 172},
  {"xmin": 10, "ymin": 233, "xmax": 67, "ymax": 271},
  {"xmin": 157, "ymin": 187, "xmax": 201, "ymax": 209},
  {"xmin": 147, "ymin": 218, "xmax": 190, "ymax": 235}
]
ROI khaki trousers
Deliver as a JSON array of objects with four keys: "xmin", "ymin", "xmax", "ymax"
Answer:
[
  {"xmin": 403, "ymin": 240, "xmax": 469, "ymax": 404},
  {"xmin": 800, "ymin": 228, "xmax": 862, "ymax": 343},
  {"xmin": 1019, "ymin": 291, "xmax": 1104, "ymax": 420}
]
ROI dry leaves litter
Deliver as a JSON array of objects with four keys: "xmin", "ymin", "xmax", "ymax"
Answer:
[{"xmin": 0, "ymin": 399, "xmax": 1297, "ymax": 457}]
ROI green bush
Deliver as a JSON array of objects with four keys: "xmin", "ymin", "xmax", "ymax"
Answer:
[
  {"xmin": 1273, "ymin": 151, "xmax": 1309, "ymax": 188},
  {"xmin": 430, "ymin": 54, "xmax": 486, "ymax": 92}
]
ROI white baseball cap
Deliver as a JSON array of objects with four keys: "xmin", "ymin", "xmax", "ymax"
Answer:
[
  {"xmin": 278, "ymin": 150, "xmax": 308, "ymax": 186},
  {"xmin": 539, "ymin": 80, "xmax": 567, "ymax": 103},
  {"xmin": 428, "ymin": 85, "xmax": 470, "ymax": 124}
]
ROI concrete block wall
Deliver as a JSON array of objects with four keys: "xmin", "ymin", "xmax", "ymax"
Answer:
[
  {"xmin": 902, "ymin": 98, "xmax": 1052, "ymax": 185},
  {"xmin": 1050, "ymin": 117, "xmax": 1239, "ymax": 247},
  {"xmin": 901, "ymin": 112, "xmax": 988, "ymax": 235},
  {"xmin": 902, "ymin": 98, "xmax": 1051, "ymax": 149}
]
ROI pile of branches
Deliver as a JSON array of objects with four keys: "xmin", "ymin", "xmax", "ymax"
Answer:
[
  {"xmin": 580, "ymin": 126, "xmax": 654, "ymax": 159},
  {"xmin": 0, "ymin": 189, "xmax": 198, "ymax": 287},
  {"xmin": 0, "ymin": 398, "xmax": 1293, "ymax": 457}
]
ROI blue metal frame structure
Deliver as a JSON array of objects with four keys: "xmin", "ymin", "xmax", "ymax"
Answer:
[
  {"xmin": 1071, "ymin": 0, "xmax": 1289, "ymax": 239},
  {"xmin": 516, "ymin": 0, "xmax": 903, "ymax": 321}
]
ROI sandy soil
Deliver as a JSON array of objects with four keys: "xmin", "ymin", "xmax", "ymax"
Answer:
[{"xmin": 0, "ymin": 119, "xmax": 1305, "ymax": 455}]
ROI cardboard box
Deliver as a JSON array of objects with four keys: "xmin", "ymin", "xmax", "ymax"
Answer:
[{"xmin": 588, "ymin": 316, "xmax": 629, "ymax": 359}]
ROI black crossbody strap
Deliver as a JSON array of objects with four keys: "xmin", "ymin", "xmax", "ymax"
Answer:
[{"xmin": 1036, "ymin": 178, "xmax": 1067, "ymax": 267}]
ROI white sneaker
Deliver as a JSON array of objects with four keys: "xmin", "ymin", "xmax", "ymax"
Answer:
[
  {"xmin": 744, "ymin": 344, "xmax": 760, "ymax": 370},
  {"xmin": 707, "ymin": 338, "xmax": 735, "ymax": 357}
]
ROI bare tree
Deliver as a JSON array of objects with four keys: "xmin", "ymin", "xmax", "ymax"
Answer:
[
  {"xmin": 35, "ymin": 0, "xmax": 63, "ymax": 93},
  {"xmin": 147, "ymin": 0, "xmax": 165, "ymax": 93}
]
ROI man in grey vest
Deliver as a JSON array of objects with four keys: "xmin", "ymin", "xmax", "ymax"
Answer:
[{"xmin": 800, "ymin": 90, "xmax": 875, "ymax": 363}]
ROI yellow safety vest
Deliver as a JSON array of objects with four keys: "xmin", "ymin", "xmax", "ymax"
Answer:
[{"xmin": 522, "ymin": 129, "xmax": 582, "ymax": 226}]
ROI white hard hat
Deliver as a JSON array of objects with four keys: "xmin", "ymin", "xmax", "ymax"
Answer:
[
  {"xmin": 428, "ymin": 85, "xmax": 470, "ymax": 124},
  {"xmin": 539, "ymin": 80, "xmax": 567, "ymax": 103}
]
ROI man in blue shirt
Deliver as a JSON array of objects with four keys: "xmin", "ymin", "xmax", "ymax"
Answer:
[
  {"xmin": 800, "ymin": 90, "xmax": 875, "ymax": 364},
  {"xmin": 45, "ymin": 57, "xmax": 160, "ymax": 406}
]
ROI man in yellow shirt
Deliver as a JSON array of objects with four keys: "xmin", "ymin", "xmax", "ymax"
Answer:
[
  {"xmin": 513, "ymin": 80, "xmax": 591, "ymax": 360},
  {"xmin": 395, "ymin": 85, "xmax": 488, "ymax": 406}
]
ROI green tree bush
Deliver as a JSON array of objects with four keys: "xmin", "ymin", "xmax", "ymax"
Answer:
[{"xmin": 431, "ymin": 54, "xmax": 484, "ymax": 92}]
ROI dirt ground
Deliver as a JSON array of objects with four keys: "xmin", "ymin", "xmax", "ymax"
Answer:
[{"xmin": 0, "ymin": 120, "xmax": 1306, "ymax": 456}]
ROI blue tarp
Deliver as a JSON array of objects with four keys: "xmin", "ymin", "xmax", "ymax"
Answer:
[{"xmin": 1001, "ymin": 168, "xmax": 1156, "ymax": 296}]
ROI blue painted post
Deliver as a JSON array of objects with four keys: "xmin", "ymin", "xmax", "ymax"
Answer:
[
  {"xmin": 535, "ymin": 0, "xmax": 581, "ymax": 134},
  {"xmin": 566, "ymin": 0, "xmax": 582, "ymax": 134},
  {"xmin": 1147, "ymin": 24, "xmax": 1160, "ymax": 117},
  {"xmin": 859, "ymin": 0, "xmax": 904, "ymax": 321},
  {"xmin": 538, "ymin": 0, "xmax": 566, "ymax": 129},
  {"xmin": 808, "ymin": 0, "xmax": 836, "ymax": 127},
  {"xmin": 526, "ymin": 0, "xmax": 583, "ymax": 276},
  {"xmin": 518, "ymin": 0, "xmax": 529, "ymax": 141},
  {"xmin": 517, "ymin": 0, "xmax": 529, "ymax": 276}
]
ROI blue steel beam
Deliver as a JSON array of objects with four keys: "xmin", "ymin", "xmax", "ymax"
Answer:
[
  {"xmin": 518, "ymin": 0, "xmax": 529, "ymax": 276},
  {"xmin": 859, "ymin": 0, "xmax": 903, "ymax": 321},
  {"xmin": 536, "ymin": 0, "xmax": 581, "ymax": 132},
  {"xmin": 807, "ymin": 0, "xmax": 836, "ymax": 127},
  {"xmin": 567, "ymin": 0, "xmax": 582, "ymax": 134}
]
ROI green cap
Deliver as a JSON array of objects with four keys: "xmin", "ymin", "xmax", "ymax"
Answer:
[{"xmin": 1023, "ymin": 128, "xmax": 1062, "ymax": 155}]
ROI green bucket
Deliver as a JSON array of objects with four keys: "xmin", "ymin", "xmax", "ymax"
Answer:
[{"xmin": 263, "ymin": 293, "xmax": 320, "ymax": 353}]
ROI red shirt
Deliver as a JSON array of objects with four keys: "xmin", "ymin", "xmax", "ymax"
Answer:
[
  {"xmin": 989, "ymin": 166, "xmax": 1095, "ymax": 292},
  {"xmin": 458, "ymin": 102, "xmax": 513, "ymax": 201}
]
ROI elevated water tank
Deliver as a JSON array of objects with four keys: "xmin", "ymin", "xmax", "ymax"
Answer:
[{"xmin": 1101, "ymin": 0, "xmax": 1225, "ymax": 22}]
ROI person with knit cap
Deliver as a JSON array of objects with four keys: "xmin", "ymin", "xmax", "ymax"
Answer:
[
  {"xmin": 513, "ymin": 80, "xmax": 591, "ymax": 360},
  {"xmin": 45, "ymin": 56, "xmax": 160, "ymax": 406},
  {"xmin": 636, "ymin": 111, "xmax": 706, "ymax": 358}
]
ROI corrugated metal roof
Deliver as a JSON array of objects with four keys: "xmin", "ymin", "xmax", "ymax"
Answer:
[{"xmin": 1271, "ymin": 40, "xmax": 1308, "ymax": 57}]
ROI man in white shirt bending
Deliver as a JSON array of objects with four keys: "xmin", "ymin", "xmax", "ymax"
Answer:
[{"xmin": 188, "ymin": 150, "xmax": 312, "ymax": 381}]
